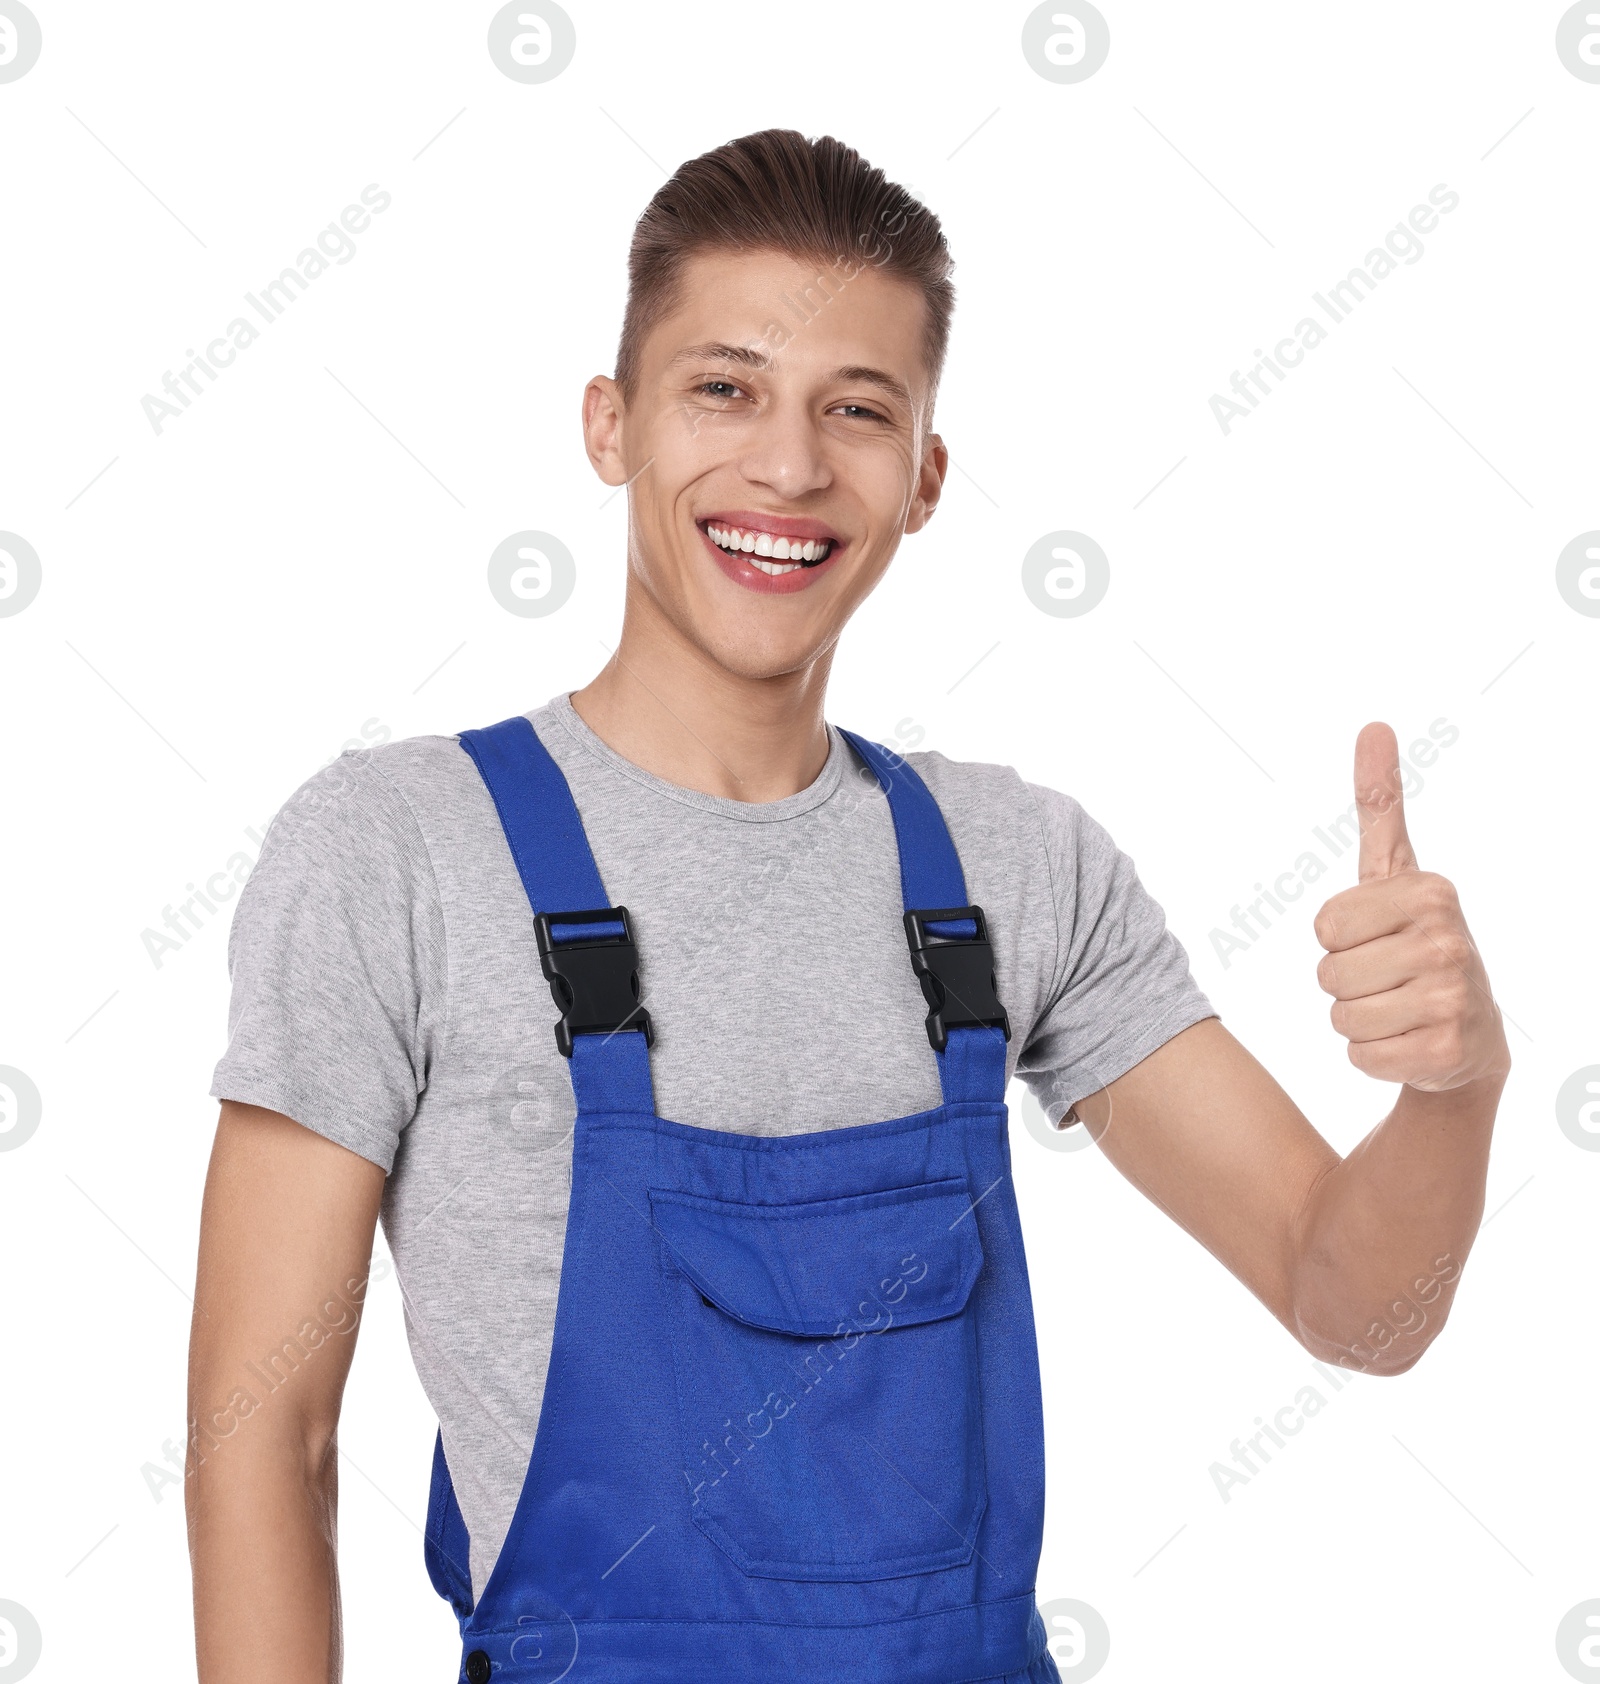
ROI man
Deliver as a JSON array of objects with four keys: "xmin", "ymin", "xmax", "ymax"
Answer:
[{"xmin": 188, "ymin": 130, "xmax": 1508, "ymax": 1683}]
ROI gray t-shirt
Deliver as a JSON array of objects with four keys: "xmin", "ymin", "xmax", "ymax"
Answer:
[{"xmin": 211, "ymin": 693, "xmax": 1214, "ymax": 1597}]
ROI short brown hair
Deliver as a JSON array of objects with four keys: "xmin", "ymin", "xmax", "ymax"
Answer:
[{"xmin": 615, "ymin": 129, "xmax": 955, "ymax": 400}]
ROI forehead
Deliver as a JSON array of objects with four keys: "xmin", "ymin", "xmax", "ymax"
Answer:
[{"xmin": 640, "ymin": 247, "xmax": 931, "ymax": 395}]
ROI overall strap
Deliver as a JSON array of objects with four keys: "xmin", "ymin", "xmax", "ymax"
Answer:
[
  {"xmin": 459, "ymin": 715, "xmax": 656, "ymax": 1116},
  {"xmin": 839, "ymin": 730, "xmax": 1009, "ymax": 1108}
]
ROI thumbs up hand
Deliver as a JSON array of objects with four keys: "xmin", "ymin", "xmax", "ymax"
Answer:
[{"xmin": 1313, "ymin": 724, "xmax": 1509, "ymax": 1093}]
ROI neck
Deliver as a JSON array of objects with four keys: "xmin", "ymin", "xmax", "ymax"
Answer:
[{"xmin": 570, "ymin": 592, "xmax": 834, "ymax": 804}]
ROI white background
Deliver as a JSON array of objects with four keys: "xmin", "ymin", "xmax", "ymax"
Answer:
[{"xmin": 1, "ymin": 2, "xmax": 1597, "ymax": 1680}]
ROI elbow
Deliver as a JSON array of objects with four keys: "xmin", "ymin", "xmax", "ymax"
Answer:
[
  {"xmin": 184, "ymin": 1389, "xmax": 342, "ymax": 1522},
  {"xmin": 1291, "ymin": 1306, "xmax": 1450, "ymax": 1378},
  {"xmin": 1293, "ymin": 1327, "xmax": 1431, "ymax": 1378},
  {"xmin": 1288, "ymin": 1245, "xmax": 1465, "ymax": 1379}
]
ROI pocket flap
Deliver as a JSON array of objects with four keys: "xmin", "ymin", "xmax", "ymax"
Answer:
[{"xmin": 648, "ymin": 1177, "xmax": 984, "ymax": 1338}]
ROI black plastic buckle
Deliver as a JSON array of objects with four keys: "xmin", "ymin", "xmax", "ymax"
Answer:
[
  {"xmin": 533, "ymin": 906, "xmax": 654, "ymax": 1058},
  {"xmin": 903, "ymin": 905, "xmax": 1011, "ymax": 1054}
]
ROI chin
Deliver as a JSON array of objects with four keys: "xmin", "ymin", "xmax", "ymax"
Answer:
[{"xmin": 690, "ymin": 618, "xmax": 831, "ymax": 683}]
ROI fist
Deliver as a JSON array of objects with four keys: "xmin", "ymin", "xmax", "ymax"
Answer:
[{"xmin": 1313, "ymin": 723, "xmax": 1509, "ymax": 1093}]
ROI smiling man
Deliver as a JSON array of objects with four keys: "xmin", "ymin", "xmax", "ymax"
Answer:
[{"xmin": 188, "ymin": 131, "xmax": 1509, "ymax": 1684}]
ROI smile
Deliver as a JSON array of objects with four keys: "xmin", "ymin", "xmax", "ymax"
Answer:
[{"xmin": 704, "ymin": 523, "xmax": 835, "ymax": 576}]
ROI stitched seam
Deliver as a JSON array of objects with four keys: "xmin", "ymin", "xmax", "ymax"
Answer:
[
  {"xmin": 648, "ymin": 1179, "xmax": 967, "ymax": 1220},
  {"xmin": 689, "ymin": 1517, "xmax": 978, "ymax": 1577},
  {"xmin": 464, "ymin": 1588, "xmax": 1041, "ymax": 1637},
  {"xmin": 571, "ymin": 1101, "xmax": 1001, "ymax": 1155},
  {"xmin": 579, "ymin": 1111, "xmax": 1003, "ymax": 1151},
  {"xmin": 1050, "ymin": 997, "xmax": 1219, "ymax": 1112},
  {"xmin": 652, "ymin": 1258, "xmax": 982, "ymax": 1577},
  {"xmin": 209, "ymin": 1076, "xmax": 397, "ymax": 1159}
]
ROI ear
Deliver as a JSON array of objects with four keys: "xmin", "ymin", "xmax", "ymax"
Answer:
[
  {"xmin": 902, "ymin": 431, "xmax": 949, "ymax": 535},
  {"xmin": 583, "ymin": 375, "xmax": 628, "ymax": 485}
]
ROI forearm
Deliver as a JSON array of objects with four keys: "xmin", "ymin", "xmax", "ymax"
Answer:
[
  {"xmin": 188, "ymin": 1423, "xmax": 343, "ymax": 1683},
  {"xmin": 1289, "ymin": 1070, "xmax": 1505, "ymax": 1373},
  {"xmin": 187, "ymin": 1106, "xmax": 383, "ymax": 1684}
]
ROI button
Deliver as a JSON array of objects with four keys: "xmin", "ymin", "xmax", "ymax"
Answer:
[{"xmin": 464, "ymin": 1651, "xmax": 492, "ymax": 1684}]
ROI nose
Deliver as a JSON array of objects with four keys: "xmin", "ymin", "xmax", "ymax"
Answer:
[{"xmin": 734, "ymin": 395, "xmax": 833, "ymax": 503}]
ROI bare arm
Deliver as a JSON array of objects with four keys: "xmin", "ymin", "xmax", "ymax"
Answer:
[
  {"xmin": 1070, "ymin": 725, "xmax": 1509, "ymax": 1376},
  {"xmin": 187, "ymin": 1101, "xmax": 386, "ymax": 1684},
  {"xmin": 1073, "ymin": 1018, "xmax": 1501, "ymax": 1373}
]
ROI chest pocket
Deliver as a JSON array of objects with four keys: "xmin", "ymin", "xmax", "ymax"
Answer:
[{"xmin": 649, "ymin": 1176, "xmax": 988, "ymax": 1582}]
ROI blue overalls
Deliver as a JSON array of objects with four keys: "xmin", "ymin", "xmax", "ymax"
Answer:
[{"xmin": 427, "ymin": 714, "xmax": 1063, "ymax": 1684}]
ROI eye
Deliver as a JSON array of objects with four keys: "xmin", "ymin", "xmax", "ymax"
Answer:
[
  {"xmin": 697, "ymin": 380, "xmax": 746, "ymax": 401},
  {"xmin": 832, "ymin": 402, "xmax": 889, "ymax": 422}
]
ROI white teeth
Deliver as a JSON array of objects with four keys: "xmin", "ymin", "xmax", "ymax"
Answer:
[{"xmin": 703, "ymin": 523, "xmax": 833, "ymax": 567}]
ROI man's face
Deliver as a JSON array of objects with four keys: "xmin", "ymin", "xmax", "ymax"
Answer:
[{"xmin": 583, "ymin": 248, "xmax": 947, "ymax": 680}]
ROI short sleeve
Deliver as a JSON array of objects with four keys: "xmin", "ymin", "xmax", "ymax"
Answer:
[
  {"xmin": 1014, "ymin": 781, "xmax": 1215, "ymax": 1123},
  {"xmin": 210, "ymin": 749, "xmax": 447, "ymax": 1171}
]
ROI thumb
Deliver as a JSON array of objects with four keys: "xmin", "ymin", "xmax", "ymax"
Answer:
[{"xmin": 1354, "ymin": 721, "xmax": 1418, "ymax": 882}]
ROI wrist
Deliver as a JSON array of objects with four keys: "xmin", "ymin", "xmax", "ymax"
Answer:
[{"xmin": 1398, "ymin": 1062, "xmax": 1507, "ymax": 1119}]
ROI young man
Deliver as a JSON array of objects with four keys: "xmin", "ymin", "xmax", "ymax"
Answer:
[{"xmin": 188, "ymin": 130, "xmax": 1509, "ymax": 1683}]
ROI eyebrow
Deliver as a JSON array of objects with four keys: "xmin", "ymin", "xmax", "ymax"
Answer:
[
  {"xmin": 671, "ymin": 343, "xmax": 913, "ymax": 409},
  {"xmin": 672, "ymin": 342, "xmax": 771, "ymax": 371},
  {"xmin": 835, "ymin": 364, "xmax": 913, "ymax": 408}
]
